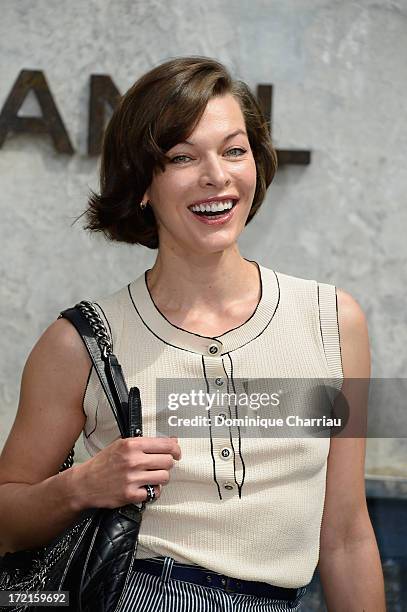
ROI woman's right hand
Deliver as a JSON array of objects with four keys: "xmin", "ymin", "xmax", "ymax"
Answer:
[{"xmin": 70, "ymin": 436, "xmax": 182, "ymax": 511}]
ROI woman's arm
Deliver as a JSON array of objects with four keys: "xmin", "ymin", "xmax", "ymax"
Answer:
[
  {"xmin": 318, "ymin": 289, "xmax": 386, "ymax": 612},
  {"xmin": 0, "ymin": 318, "xmax": 181, "ymax": 553},
  {"xmin": 0, "ymin": 318, "xmax": 92, "ymax": 552}
]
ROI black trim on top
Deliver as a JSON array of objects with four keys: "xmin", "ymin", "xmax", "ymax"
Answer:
[
  {"xmin": 317, "ymin": 283, "xmax": 344, "ymax": 379},
  {"xmin": 127, "ymin": 284, "xmax": 207, "ymax": 355},
  {"xmin": 317, "ymin": 283, "xmax": 344, "ymax": 403},
  {"xmin": 127, "ymin": 266, "xmax": 280, "ymax": 356},
  {"xmin": 84, "ymin": 397, "xmax": 99, "ymax": 439},
  {"xmin": 142, "ymin": 259, "xmax": 265, "ymax": 341},
  {"xmin": 201, "ymin": 355, "xmax": 222, "ymax": 501},
  {"xmin": 223, "ymin": 270, "xmax": 280, "ymax": 354},
  {"xmin": 316, "ymin": 284, "xmax": 326, "ymax": 358},
  {"xmin": 82, "ymin": 364, "xmax": 99, "ymax": 439},
  {"xmin": 218, "ymin": 357, "xmax": 240, "ymax": 497},
  {"xmin": 143, "ymin": 271, "xmax": 216, "ymax": 341},
  {"xmin": 216, "ymin": 258, "xmax": 262, "ymax": 336},
  {"xmin": 227, "ymin": 353, "xmax": 246, "ymax": 498},
  {"xmin": 221, "ymin": 357, "xmax": 240, "ymax": 496},
  {"xmin": 81, "ymin": 363, "xmax": 93, "ymax": 416},
  {"xmin": 334, "ymin": 287, "xmax": 344, "ymax": 378}
]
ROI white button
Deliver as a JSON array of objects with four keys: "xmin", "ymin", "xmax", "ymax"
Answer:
[
  {"xmin": 223, "ymin": 481, "xmax": 234, "ymax": 491},
  {"xmin": 220, "ymin": 447, "xmax": 232, "ymax": 460},
  {"xmin": 215, "ymin": 377, "xmax": 224, "ymax": 386},
  {"xmin": 208, "ymin": 343, "xmax": 219, "ymax": 355}
]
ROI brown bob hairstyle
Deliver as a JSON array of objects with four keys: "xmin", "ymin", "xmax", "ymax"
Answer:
[{"xmin": 84, "ymin": 56, "xmax": 278, "ymax": 249}]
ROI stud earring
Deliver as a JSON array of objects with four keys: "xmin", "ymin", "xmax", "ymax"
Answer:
[{"xmin": 140, "ymin": 200, "xmax": 147, "ymax": 210}]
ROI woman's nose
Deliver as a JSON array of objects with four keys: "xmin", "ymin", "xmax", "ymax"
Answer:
[{"xmin": 198, "ymin": 156, "xmax": 231, "ymax": 188}]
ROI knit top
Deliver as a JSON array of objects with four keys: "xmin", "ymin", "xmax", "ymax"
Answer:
[{"xmin": 81, "ymin": 262, "xmax": 343, "ymax": 588}]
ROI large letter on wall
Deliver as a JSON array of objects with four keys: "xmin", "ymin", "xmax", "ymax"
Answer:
[
  {"xmin": 0, "ymin": 70, "xmax": 74, "ymax": 154},
  {"xmin": 88, "ymin": 75, "xmax": 121, "ymax": 156},
  {"xmin": 256, "ymin": 83, "xmax": 311, "ymax": 166}
]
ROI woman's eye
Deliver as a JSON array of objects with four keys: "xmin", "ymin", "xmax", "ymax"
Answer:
[
  {"xmin": 170, "ymin": 148, "xmax": 246, "ymax": 163},
  {"xmin": 225, "ymin": 147, "xmax": 247, "ymax": 157},
  {"xmin": 170, "ymin": 155, "xmax": 192, "ymax": 164}
]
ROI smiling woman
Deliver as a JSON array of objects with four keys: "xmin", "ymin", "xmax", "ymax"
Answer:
[
  {"xmin": 83, "ymin": 56, "xmax": 276, "ymax": 250},
  {"xmin": 0, "ymin": 56, "xmax": 385, "ymax": 612},
  {"xmin": 141, "ymin": 94, "xmax": 258, "ymax": 258}
]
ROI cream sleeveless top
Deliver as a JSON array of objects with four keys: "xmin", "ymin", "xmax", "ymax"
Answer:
[{"xmin": 81, "ymin": 262, "xmax": 343, "ymax": 588}]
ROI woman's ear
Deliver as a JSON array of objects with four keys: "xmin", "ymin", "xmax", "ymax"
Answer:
[
  {"xmin": 141, "ymin": 188, "xmax": 151, "ymax": 205},
  {"xmin": 140, "ymin": 187, "xmax": 155, "ymax": 212}
]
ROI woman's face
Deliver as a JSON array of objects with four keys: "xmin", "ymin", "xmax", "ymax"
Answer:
[{"xmin": 143, "ymin": 93, "xmax": 257, "ymax": 257}]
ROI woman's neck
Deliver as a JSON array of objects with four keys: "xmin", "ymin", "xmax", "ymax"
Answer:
[{"xmin": 145, "ymin": 249, "xmax": 261, "ymax": 336}]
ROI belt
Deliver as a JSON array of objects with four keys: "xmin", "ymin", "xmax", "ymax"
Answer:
[{"xmin": 132, "ymin": 557, "xmax": 300, "ymax": 600}]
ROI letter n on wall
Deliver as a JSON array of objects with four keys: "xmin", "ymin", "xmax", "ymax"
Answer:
[
  {"xmin": 88, "ymin": 75, "xmax": 121, "ymax": 156},
  {"xmin": 0, "ymin": 70, "xmax": 74, "ymax": 154}
]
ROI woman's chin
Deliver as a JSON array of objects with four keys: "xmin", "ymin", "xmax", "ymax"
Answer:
[
  {"xmin": 187, "ymin": 234, "xmax": 240, "ymax": 256},
  {"xmin": 159, "ymin": 224, "xmax": 242, "ymax": 256}
]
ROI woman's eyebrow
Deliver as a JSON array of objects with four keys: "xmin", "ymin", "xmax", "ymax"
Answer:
[{"xmin": 180, "ymin": 129, "xmax": 248, "ymax": 147}]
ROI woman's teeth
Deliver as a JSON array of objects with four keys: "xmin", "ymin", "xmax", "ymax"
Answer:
[{"xmin": 189, "ymin": 200, "xmax": 236, "ymax": 216}]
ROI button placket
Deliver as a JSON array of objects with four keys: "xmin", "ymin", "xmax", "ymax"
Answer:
[{"xmin": 202, "ymin": 353, "xmax": 236, "ymax": 497}]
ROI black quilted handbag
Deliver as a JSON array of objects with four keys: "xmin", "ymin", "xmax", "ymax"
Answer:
[{"xmin": 0, "ymin": 300, "xmax": 151, "ymax": 612}]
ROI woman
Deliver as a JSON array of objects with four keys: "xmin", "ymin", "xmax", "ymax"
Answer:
[{"xmin": 0, "ymin": 56, "xmax": 385, "ymax": 611}]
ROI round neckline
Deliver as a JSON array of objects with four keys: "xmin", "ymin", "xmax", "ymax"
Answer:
[
  {"xmin": 127, "ymin": 261, "xmax": 280, "ymax": 355},
  {"xmin": 144, "ymin": 259, "xmax": 263, "ymax": 340}
]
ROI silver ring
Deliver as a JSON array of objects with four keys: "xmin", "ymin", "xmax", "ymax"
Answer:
[{"xmin": 144, "ymin": 484, "xmax": 156, "ymax": 503}]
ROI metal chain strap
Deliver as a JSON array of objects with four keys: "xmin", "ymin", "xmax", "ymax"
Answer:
[
  {"xmin": 55, "ymin": 300, "xmax": 113, "ymax": 473},
  {"xmin": 0, "ymin": 514, "xmax": 93, "ymax": 595},
  {"xmin": 59, "ymin": 448, "xmax": 74, "ymax": 471},
  {"xmin": 74, "ymin": 300, "xmax": 113, "ymax": 360}
]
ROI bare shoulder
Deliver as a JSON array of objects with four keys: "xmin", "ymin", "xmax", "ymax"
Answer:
[
  {"xmin": 335, "ymin": 288, "xmax": 370, "ymax": 378},
  {"xmin": 29, "ymin": 316, "xmax": 91, "ymax": 366},
  {"xmin": 0, "ymin": 318, "xmax": 92, "ymax": 485},
  {"xmin": 336, "ymin": 288, "xmax": 367, "ymax": 324}
]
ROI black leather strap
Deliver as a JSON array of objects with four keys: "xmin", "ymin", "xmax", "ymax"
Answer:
[
  {"xmin": 58, "ymin": 306, "xmax": 138, "ymax": 439},
  {"xmin": 104, "ymin": 353, "xmax": 131, "ymax": 437},
  {"xmin": 128, "ymin": 387, "xmax": 142, "ymax": 437}
]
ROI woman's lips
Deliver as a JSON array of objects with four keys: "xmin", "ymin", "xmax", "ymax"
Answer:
[{"xmin": 188, "ymin": 202, "xmax": 238, "ymax": 226}]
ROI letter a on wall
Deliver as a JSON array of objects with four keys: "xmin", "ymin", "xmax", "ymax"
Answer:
[{"xmin": 0, "ymin": 70, "xmax": 74, "ymax": 154}]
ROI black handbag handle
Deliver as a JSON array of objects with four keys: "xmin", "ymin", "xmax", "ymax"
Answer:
[
  {"xmin": 59, "ymin": 306, "xmax": 128, "ymax": 437},
  {"xmin": 58, "ymin": 301, "xmax": 142, "ymax": 441},
  {"xmin": 57, "ymin": 300, "xmax": 150, "ymax": 517}
]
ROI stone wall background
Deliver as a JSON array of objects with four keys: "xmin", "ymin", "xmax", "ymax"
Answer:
[{"xmin": 0, "ymin": 0, "xmax": 406, "ymax": 471}]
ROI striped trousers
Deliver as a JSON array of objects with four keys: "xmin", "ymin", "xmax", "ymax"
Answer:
[{"xmin": 119, "ymin": 557, "xmax": 308, "ymax": 611}]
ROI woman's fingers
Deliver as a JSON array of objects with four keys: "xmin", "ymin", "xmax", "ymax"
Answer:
[{"xmin": 136, "ymin": 453, "xmax": 175, "ymax": 470}]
